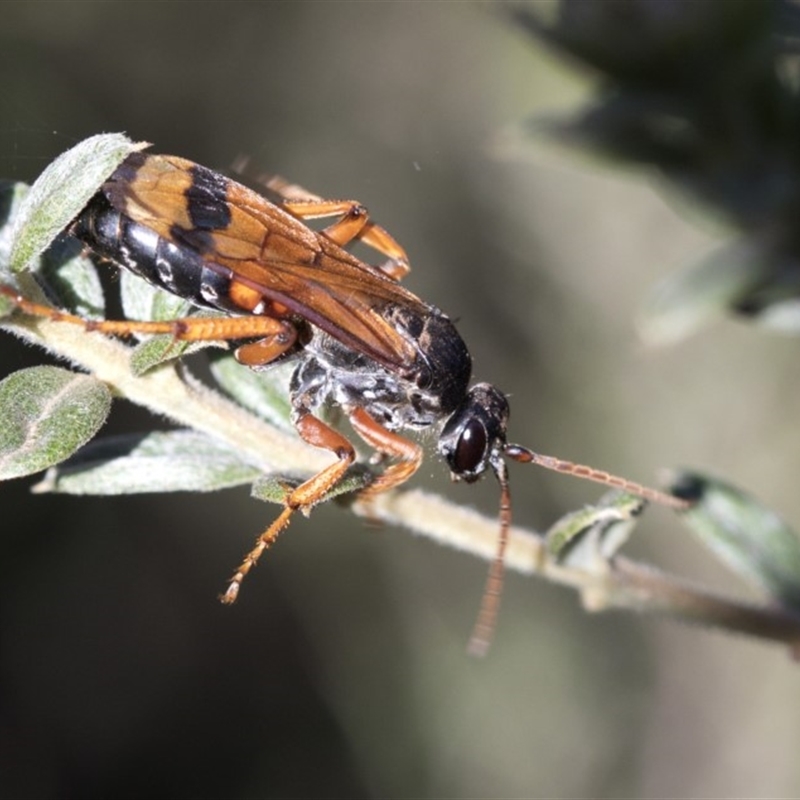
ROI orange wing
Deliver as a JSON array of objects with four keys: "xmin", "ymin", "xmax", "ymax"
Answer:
[{"xmin": 103, "ymin": 153, "xmax": 429, "ymax": 369}]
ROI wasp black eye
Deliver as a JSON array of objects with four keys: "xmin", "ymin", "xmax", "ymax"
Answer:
[
  {"xmin": 438, "ymin": 383, "xmax": 509, "ymax": 481},
  {"xmin": 453, "ymin": 417, "xmax": 488, "ymax": 475}
]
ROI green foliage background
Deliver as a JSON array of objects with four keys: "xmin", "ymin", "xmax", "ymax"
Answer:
[{"xmin": 1, "ymin": 3, "xmax": 799, "ymax": 798}]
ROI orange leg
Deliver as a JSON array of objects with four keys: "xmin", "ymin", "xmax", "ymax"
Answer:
[
  {"xmin": 222, "ymin": 409, "xmax": 424, "ymax": 603},
  {"xmin": 281, "ymin": 196, "xmax": 410, "ymax": 281},
  {"xmin": 348, "ymin": 406, "xmax": 422, "ymax": 497},
  {"xmin": 221, "ymin": 411, "xmax": 356, "ymax": 603},
  {"xmin": 233, "ymin": 326, "xmax": 297, "ymax": 368},
  {"xmin": 261, "ymin": 176, "xmax": 410, "ymax": 277},
  {"xmin": 0, "ymin": 285, "xmax": 299, "ymax": 361}
]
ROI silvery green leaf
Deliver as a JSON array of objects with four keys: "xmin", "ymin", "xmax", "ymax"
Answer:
[
  {"xmin": 120, "ymin": 268, "xmax": 192, "ymax": 324},
  {"xmin": 0, "ymin": 183, "xmax": 30, "ymax": 318},
  {"xmin": 672, "ymin": 471, "xmax": 800, "ymax": 609},
  {"xmin": 0, "ymin": 366, "xmax": 111, "ymax": 480},
  {"xmin": 0, "ymin": 181, "xmax": 29, "ymax": 280},
  {"xmin": 128, "ymin": 318, "xmax": 226, "ymax": 376},
  {"xmin": 38, "ymin": 236, "xmax": 105, "ymax": 319},
  {"xmin": 35, "ymin": 429, "xmax": 260, "ymax": 495},
  {"xmin": 546, "ymin": 491, "xmax": 646, "ymax": 568},
  {"xmin": 120, "ymin": 271, "xmax": 226, "ymax": 374},
  {"xmin": 250, "ymin": 473, "xmax": 296, "ymax": 505},
  {"xmin": 250, "ymin": 464, "xmax": 374, "ymax": 506},
  {"xmin": 9, "ymin": 133, "xmax": 144, "ymax": 274},
  {"xmin": 1, "ymin": 181, "xmax": 103, "ymax": 318},
  {"xmin": 129, "ymin": 336, "xmax": 189, "ymax": 376},
  {"xmin": 210, "ymin": 355, "xmax": 294, "ymax": 431}
]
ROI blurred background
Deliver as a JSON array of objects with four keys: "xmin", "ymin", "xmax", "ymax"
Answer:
[{"xmin": 1, "ymin": 2, "xmax": 799, "ymax": 797}]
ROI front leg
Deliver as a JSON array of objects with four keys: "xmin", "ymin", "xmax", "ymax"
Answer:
[
  {"xmin": 221, "ymin": 410, "xmax": 356, "ymax": 603},
  {"xmin": 348, "ymin": 406, "xmax": 422, "ymax": 497}
]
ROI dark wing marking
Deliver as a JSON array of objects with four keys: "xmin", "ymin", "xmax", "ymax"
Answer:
[{"xmin": 103, "ymin": 153, "xmax": 430, "ymax": 369}]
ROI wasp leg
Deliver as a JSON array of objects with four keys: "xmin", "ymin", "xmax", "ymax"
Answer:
[
  {"xmin": 233, "ymin": 326, "xmax": 298, "ymax": 367},
  {"xmin": 348, "ymin": 406, "xmax": 422, "ymax": 497},
  {"xmin": 0, "ymin": 286, "xmax": 298, "ymax": 350},
  {"xmin": 282, "ymin": 197, "xmax": 410, "ymax": 281},
  {"xmin": 353, "ymin": 222, "xmax": 411, "ymax": 282},
  {"xmin": 221, "ymin": 411, "xmax": 356, "ymax": 603}
]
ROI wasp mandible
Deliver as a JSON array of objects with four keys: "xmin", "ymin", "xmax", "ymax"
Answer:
[{"xmin": 2, "ymin": 150, "xmax": 689, "ymax": 654}]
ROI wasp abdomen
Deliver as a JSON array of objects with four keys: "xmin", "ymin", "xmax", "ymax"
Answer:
[{"xmin": 71, "ymin": 195, "xmax": 241, "ymax": 315}]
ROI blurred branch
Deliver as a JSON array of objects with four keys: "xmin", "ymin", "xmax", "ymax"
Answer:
[{"xmin": 511, "ymin": 0, "xmax": 800, "ymax": 339}]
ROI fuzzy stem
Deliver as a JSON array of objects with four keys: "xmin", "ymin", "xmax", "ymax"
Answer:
[{"xmin": 4, "ymin": 311, "xmax": 800, "ymax": 653}]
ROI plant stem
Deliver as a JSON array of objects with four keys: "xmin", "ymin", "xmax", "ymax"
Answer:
[{"xmin": 4, "ymin": 311, "xmax": 800, "ymax": 654}]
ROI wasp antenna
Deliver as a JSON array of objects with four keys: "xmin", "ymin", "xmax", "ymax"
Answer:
[
  {"xmin": 467, "ymin": 458, "xmax": 512, "ymax": 657},
  {"xmin": 505, "ymin": 444, "xmax": 690, "ymax": 511}
]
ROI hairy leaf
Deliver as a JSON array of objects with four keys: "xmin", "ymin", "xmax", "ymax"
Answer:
[
  {"xmin": 673, "ymin": 471, "xmax": 800, "ymax": 609},
  {"xmin": 0, "ymin": 366, "xmax": 111, "ymax": 480},
  {"xmin": 35, "ymin": 429, "xmax": 260, "ymax": 494},
  {"xmin": 9, "ymin": 133, "xmax": 145, "ymax": 274}
]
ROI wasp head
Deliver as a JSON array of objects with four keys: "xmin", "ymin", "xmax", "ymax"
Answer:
[{"xmin": 438, "ymin": 383, "xmax": 512, "ymax": 483}]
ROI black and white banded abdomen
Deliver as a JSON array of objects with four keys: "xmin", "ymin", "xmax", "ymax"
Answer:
[{"xmin": 70, "ymin": 194, "xmax": 245, "ymax": 316}]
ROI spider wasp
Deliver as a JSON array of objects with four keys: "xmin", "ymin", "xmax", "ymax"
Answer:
[{"xmin": 2, "ymin": 150, "xmax": 688, "ymax": 654}]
